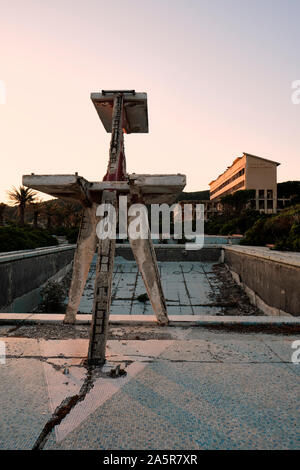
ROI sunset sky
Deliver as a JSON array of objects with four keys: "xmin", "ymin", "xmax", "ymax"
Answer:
[{"xmin": 0, "ymin": 0, "xmax": 299, "ymax": 203}]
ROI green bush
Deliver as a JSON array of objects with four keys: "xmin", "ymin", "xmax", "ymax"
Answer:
[
  {"xmin": 49, "ymin": 226, "xmax": 69, "ymax": 236},
  {"xmin": 39, "ymin": 281, "xmax": 66, "ymax": 313},
  {"xmin": 274, "ymin": 222, "xmax": 300, "ymax": 251},
  {"xmin": 221, "ymin": 190, "xmax": 255, "ymax": 213},
  {"xmin": 205, "ymin": 215, "xmax": 228, "ymax": 235},
  {"xmin": 241, "ymin": 204, "xmax": 300, "ymax": 252},
  {"xmin": 137, "ymin": 293, "xmax": 149, "ymax": 303},
  {"xmin": 48, "ymin": 226, "xmax": 79, "ymax": 244},
  {"xmin": 219, "ymin": 218, "xmax": 240, "ymax": 235},
  {"xmin": 205, "ymin": 210, "xmax": 261, "ymax": 236},
  {"xmin": 65, "ymin": 227, "xmax": 79, "ymax": 244},
  {"xmin": 240, "ymin": 217, "xmax": 270, "ymax": 246},
  {"xmin": 0, "ymin": 225, "xmax": 58, "ymax": 252}
]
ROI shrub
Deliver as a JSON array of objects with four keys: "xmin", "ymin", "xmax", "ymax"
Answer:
[
  {"xmin": 274, "ymin": 222, "xmax": 300, "ymax": 252},
  {"xmin": 65, "ymin": 227, "xmax": 79, "ymax": 244},
  {"xmin": 48, "ymin": 226, "xmax": 79, "ymax": 244},
  {"xmin": 0, "ymin": 225, "xmax": 58, "ymax": 252},
  {"xmin": 241, "ymin": 204, "xmax": 300, "ymax": 251},
  {"xmin": 39, "ymin": 281, "xmax": 66, "ymax": 313},
  {"xmin": 137, "ymin": 293, "xmax": 149, "ymax": 303},
  {"xmin": 205, "ymin": 216, "xmax": 228, "ymax": 235},
  {"xmin": 240, "ymin": 218, "xmax": 269, "ymax": 246},
  {"xmin": 221, "ymin": 189, "xmax": 255, "ymax": 214},
  {"xmin": 219, "ymin": 218, "xmax": 240, "ymax": 235},
  {"xmin": 205, "ymin": 210, "xmax": 261, "ymax": 236}
]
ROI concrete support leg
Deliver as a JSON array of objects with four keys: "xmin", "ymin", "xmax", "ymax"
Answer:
[
  {"xmin": 128, "ymin": 222, "xmax": 169, "ymax": 326},
  {"xmin": 63, "ymin": 204, "xmax": 97, "ymax": 324},
  {"xmin": 88, "ymin": 191, "xmax": 117, "ymax": 364}
]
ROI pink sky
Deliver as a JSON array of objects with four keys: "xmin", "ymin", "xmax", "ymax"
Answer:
[{"xmin": 0, "ymin": 0, "xmax": 299, "ymax": 203}]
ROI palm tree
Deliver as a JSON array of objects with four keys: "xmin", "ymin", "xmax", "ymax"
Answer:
[
  {"xmin": 41, "ymin": 199, "xmax": 82, "ymax": 229},
  {"xmin": 0, "ymin": 203, "xmax": 6, "ymax": 226},
  {"xmin": 41, "ymin": 199, "xmax": 57, "ymax": 229},
  {"xmin": 55, "ymin": 200, "xmax": 82, "ymax": 228},
  {"xmin": 7, "ymin": 186, "xmax": 36, "ymax": 226},
  {"xmin": 30, "ymin": 198, "xmax": 44, "ymax": 228}
]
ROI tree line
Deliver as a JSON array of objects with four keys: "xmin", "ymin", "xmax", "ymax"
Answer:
[{"xmin": 0, "ymin": 186, "xmax": 82, "ymax": 229}]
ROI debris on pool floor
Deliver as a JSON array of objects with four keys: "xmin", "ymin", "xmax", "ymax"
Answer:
[{"xmin": 62, "ymin": 256, "xmax": 262, "ymax": 317}]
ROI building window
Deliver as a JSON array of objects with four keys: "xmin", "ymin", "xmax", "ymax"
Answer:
[
  {"xmin": 210, "ymin": 168, "xmax": 245, "ymax": 197},
  {"xmin": 259, "ymin": 200, "xmax": 265, "ymax": 209},
  {"xmin": 267, "ymin": 200, "xmax": 273, "ymax": 209},
  {"xmin": 259, "ymin": 190, "xmax": 265, "ymax": 199},
  {"xmin": 211, "ymin": 180, "xmax": 245, "ymax": 199},
  {"xmin": 267, "ymin": 190, "xmax": 273, "ymax": 199}
]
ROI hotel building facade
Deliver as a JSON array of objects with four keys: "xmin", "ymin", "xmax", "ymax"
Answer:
[{"xmin": 209, "ymin": 153, "xmax": 280, "ymax": 214}]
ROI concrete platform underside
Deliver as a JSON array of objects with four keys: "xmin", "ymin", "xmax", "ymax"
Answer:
[{"xmin": 0, "ymin": 325, "xmax": 299, "ymax": 450}]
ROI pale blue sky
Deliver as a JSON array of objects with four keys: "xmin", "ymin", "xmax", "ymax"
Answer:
[{"xmin": 0, "ymin": 0, "xmax": 299, "ymax": 202}]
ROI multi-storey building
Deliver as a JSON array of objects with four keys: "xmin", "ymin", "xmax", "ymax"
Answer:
[{"xmin": 209, "ymin": 153, "xmax": 280, "ymax": 214}]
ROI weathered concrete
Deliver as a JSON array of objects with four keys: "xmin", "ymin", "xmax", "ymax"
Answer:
[
  {"xmin": 22, "ymin": 173, "xmax": 186, "ymax": 205},
  {"xmin": 1, "ymin": 330, "xmax": 299, "ymax": 450},
  {"xmin": 1, "ymin": 313, "xmax": 299, "ymax": 327},
  {"xmin": 64, "ymin": 204, "xmax": 97, "ymax": 324},
  {"xmin": 128, "ymin": 231, "xmax": 169, "ymax": 326},
  {"xmin": 0, "ymin": 246, "xmax": 75, "ymax": 313},
  {"xmin": 86, "ymin": 92, "xmax": 126, "ymax": 364},
  {"xmin": 91, "ymin": 91, "xmax": 149, "ymax": 133},
  {"xmin": 126, "ymin": 182, "xmax": 169, "ymax": 325},
  {"xmin": 88, "ymin": 191, "xmax": 117, "ymax": 364},
  {"xmin": 224, "ymin": 246, "xmax": 300, "ymax": 316}
]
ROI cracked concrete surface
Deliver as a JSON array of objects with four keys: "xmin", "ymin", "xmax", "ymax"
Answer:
[{"xmin": 0, "ymin": 326, "xmax": 299, "ymax": 449}]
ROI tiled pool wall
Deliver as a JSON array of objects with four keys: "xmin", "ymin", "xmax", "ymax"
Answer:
[
  {"xmin": 0, "ymin": 246, "xmax": 75, "ymax": 313},
  {"xmin": 116, "ymin": 245, "xmax": 222, "ymax": 262},
  {"xmin": 0, "ymin": 237, "xmax": 238, "ymax": 315},
  {"xmin": 151, "ymin": 236, "xmax": 242, "ymax": 245}
]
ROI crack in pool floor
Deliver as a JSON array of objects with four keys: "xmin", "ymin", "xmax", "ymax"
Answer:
[{"xmin": 32, "ymin": 366, "xmax": 96, "ymax": 450}]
